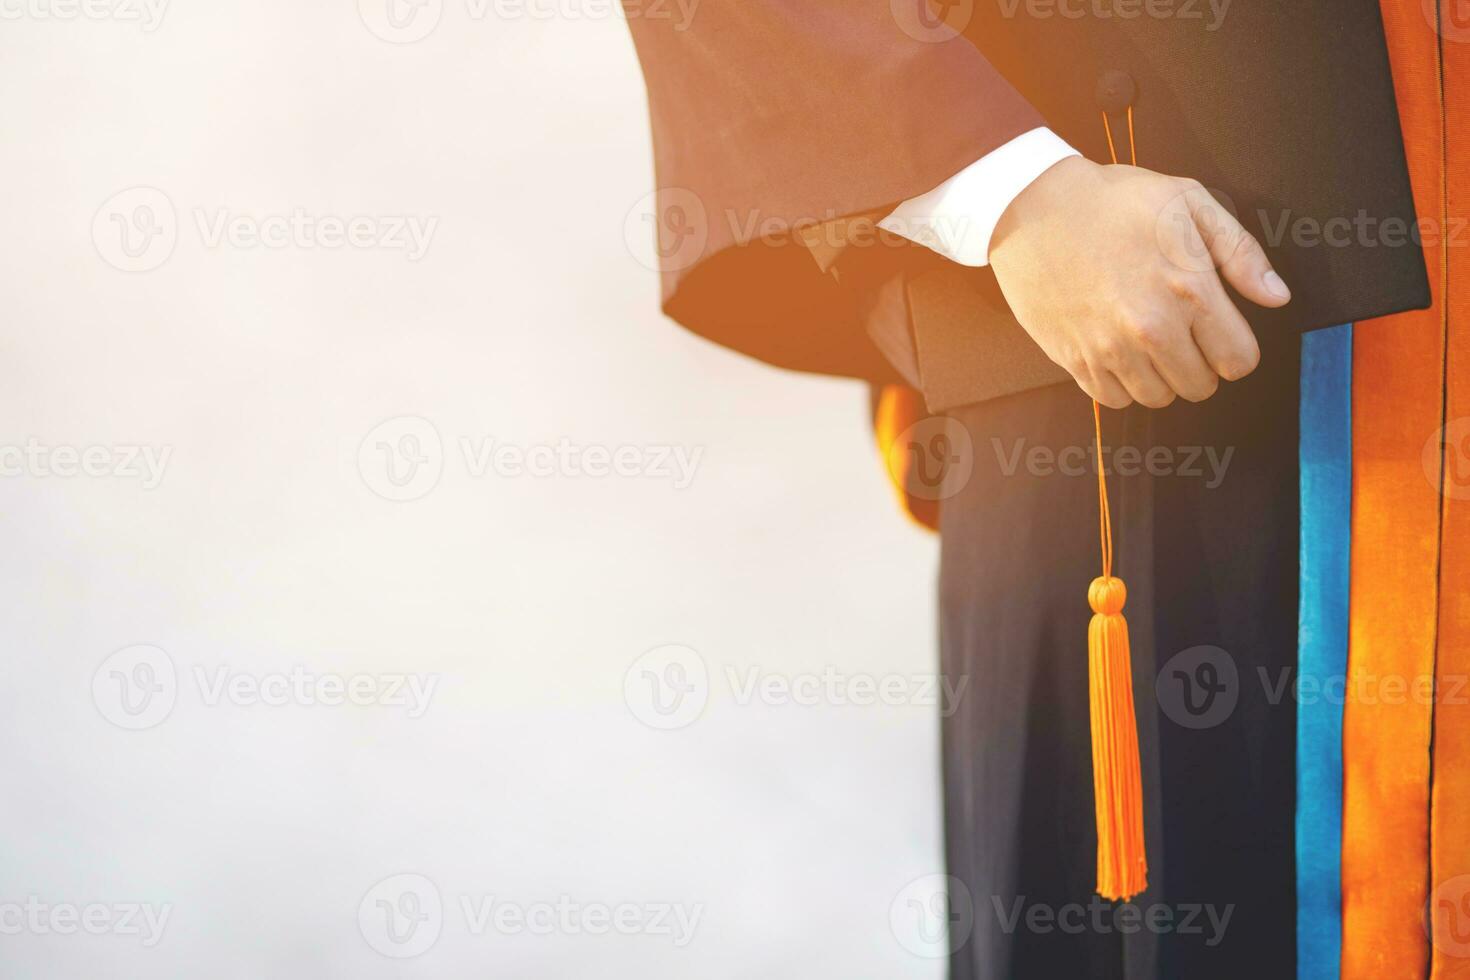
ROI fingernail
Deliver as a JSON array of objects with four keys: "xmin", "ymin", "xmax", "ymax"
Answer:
[{"xmin": 1263, "ymin": 270, "xmax": 1291, "ymax": 301}]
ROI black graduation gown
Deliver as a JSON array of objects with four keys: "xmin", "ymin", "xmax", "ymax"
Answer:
[{"xmin": 937, "ymin": 331, "xmax": 1300, "ymax": 979}]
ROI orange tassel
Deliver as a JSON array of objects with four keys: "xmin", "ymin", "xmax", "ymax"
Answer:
[
  {"xmin": 1091, "ymin": 107, "xmax": 1147, "ymax": 903},
  {"xmin": 1088, "ymin": 402, "xmax": 1148, "ymax": 902}
]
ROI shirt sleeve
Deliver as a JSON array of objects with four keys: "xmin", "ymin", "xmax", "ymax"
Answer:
[{"xmin": 878, "ymin": 127, "xmax": 1079, "ymax": 267}]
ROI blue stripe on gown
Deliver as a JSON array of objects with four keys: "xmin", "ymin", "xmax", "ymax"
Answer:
[{"xmin": 1297, "ymin": 324, "xmax": 1352, "ymax": 980}]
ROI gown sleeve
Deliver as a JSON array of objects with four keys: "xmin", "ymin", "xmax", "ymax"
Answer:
[{"xmin": 621, "ymin": 0, "xmax": 1041, "ymax": 382}]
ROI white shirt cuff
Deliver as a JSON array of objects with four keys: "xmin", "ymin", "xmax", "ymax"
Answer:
[{"xmin": 877, "ymin": 127, "xmax": 1080, "ymax": 267}]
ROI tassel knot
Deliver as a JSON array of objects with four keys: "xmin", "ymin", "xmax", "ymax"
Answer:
[{"xmin": 1088, "ymin": 576, "xmax": 1127, "ymax": 616}]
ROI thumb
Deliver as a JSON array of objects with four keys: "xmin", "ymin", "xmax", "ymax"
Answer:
[{"xmin": 1185, "ymin": 184, "xmax": 1292, "ymax": 309}]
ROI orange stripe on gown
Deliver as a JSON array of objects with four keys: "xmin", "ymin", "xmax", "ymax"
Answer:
[
  {"xmin": 1341, "ymin": 2, "xmax": 1446, "ymax": 977},
  {"xmin": 1431, "ymin": 15, "xmax": 1470, "ymax": 979}
]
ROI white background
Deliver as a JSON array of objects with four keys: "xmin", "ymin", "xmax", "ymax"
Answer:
[{"xmin": 0, "ymin": 1, "xmax": 946, "ymax": 976}]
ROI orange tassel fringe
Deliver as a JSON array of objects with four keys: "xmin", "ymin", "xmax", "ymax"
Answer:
[{"xmin": 1088, "ymin": 401, "xmax": 1148, "ymax": 902}]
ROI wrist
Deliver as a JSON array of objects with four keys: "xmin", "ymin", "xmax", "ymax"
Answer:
[
  {"xmin": 990, "ymin": 155, "xmax": 1100, "ymax": 262},
  {"xmin": 879, "ymin": 128, "xmax": 1080, "ymax": 268}
]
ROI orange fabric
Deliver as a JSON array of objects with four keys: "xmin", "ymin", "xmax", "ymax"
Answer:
[
  {"xmin": 875, "ymin": 384, "xmax": 941, "ymax": 532},
  {"xmin": 1088, "ymin": 111, "xmax": 1147, "ymax": 903},
  {"xmin": 1341, "ymin": 3, "xmax": 1446, "ymax": 977},
  {"xmin": 1431, "ymin": 15, "xmax": 1470, "ymax": 978}
]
